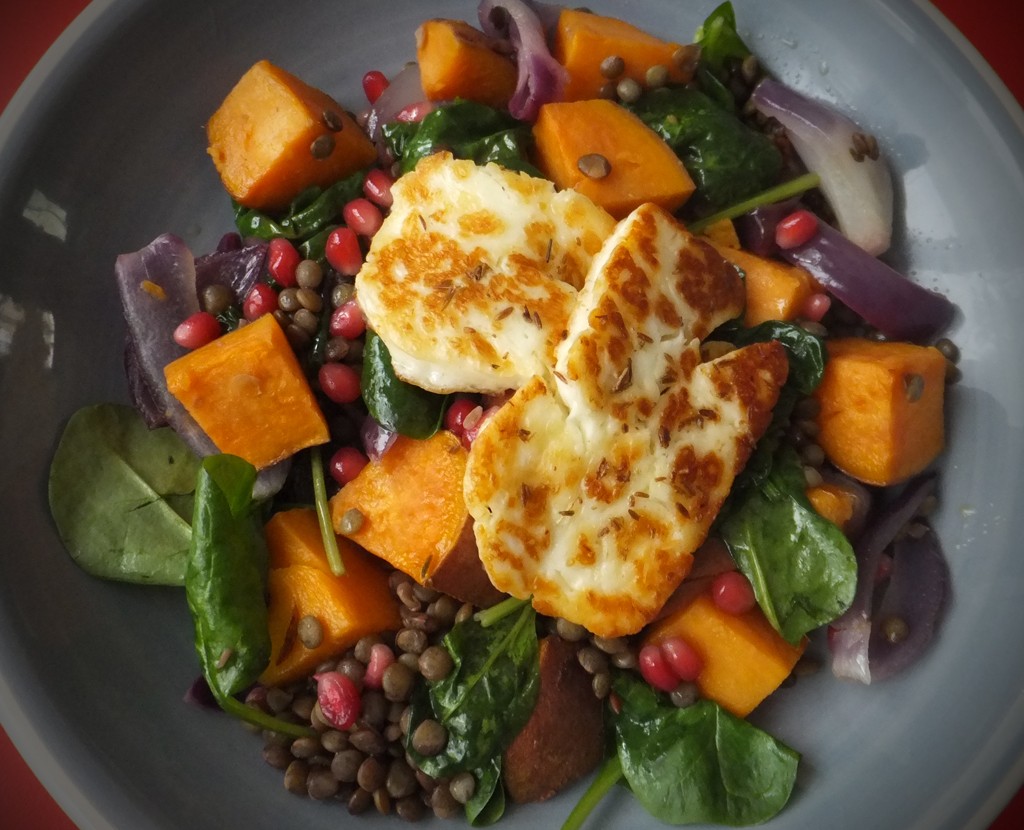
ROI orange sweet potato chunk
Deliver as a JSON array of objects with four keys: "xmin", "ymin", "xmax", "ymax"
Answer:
[
  {"xmin": 553, "ymin": 8, "xmax": 698, "ymax": 102},
  {"xmin": 714, "ymin": 245, "xmax": 816, "ymax": 326},
  {"xmin": 260, "ymin": 508, "xmax": 401, "ymax": 687},
  {"xmin": 164, "ymin": 314, "xmax": 329, "ymax": 470},
  {"xmin": 416, "ymin": 19, "xmax": 518, "ymax": 108},
  {"xmin": 206, "ymin": 60, "xmax": 376, "ymax": 211},
  {"xmin": 329, "ymin": 431, "xmax": 501, "ymax": 606},
  {"xmin": 532, "ymin": 99, "xmax": 695, "ymax": 218},
  {"xmin": 806, "ymin": 482, "xmax": 858, "ymax": 535},
  {"xmin": 643, "ymin": 590, "xmax": 806, "ymax": 718},
  {"xmin": 814, "ymin": 338, "xmax": 946, "ymax": 486}
]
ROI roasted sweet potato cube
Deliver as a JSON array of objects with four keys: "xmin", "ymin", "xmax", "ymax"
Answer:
[
  {"xmin": 164, "ymin": 314, "xmax": 329, "ymax": 470},
  {"xmin": 503, "ymin": 636, "xmax": 605, "ymax": 803},
  {"xmin": 642, "ymin": 590, "xmax": 806, "ymax": 718},
  {"xmin": 714, "ymin": 245, "xmax": 817, "ymax": 326},
  {"xmin": 814, "ymin": 338, "xmax": 946, "ymax": 486},
  {"xmin": 206, "ymin": 60, "xmax": 376, "ymax": 211},
  {"xmin": 329, "ymin": 432, "xmax": 502, "ymax": 607},
  {"xmin": 260, "ymin": 508, "xmax": 401, "ymax": 687},
  {"xmin": 416, "ymin": 19, "xmax": 518, "ymax": 108}
]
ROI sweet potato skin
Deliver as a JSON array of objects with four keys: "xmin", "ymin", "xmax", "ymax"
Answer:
[
  {"xmin": 416, "ymin": 19, "xmax": 518, "ymax": 108},
  {"xmin": 206, "ymin": 60, "xmax": 376, "ymax": 211},
  {"xmin": 502, "ymin": 636, "xmax": 605, "ymax": 803},
  {"xmin": 163, "ymin": 314, "xmax": 329, "ymax": 470},
  {"xmin": 259, "ymin": 508, "xmax": 402, "ymax": 687},
  {"xmin": 553, "ymin": 8, "xmax": 697, "ymax": 102},
  {"xmin": 813, "ymin": 338, "xmax": 946, "ymax": 486},
  {"xmin": 329, "ymin": 432, "xmax": 502, "ymax": 607},
  {"xmin": 532, "ymin": 99, "xmax": 695, "ymax": 218}
]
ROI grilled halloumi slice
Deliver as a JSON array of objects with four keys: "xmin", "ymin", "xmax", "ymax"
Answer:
[
  {"xmin": 355, "ymin": 152, "xmax": 615, "ymax": 394},
  {"xmin": 464, "ymin": 204, "xmax": 788, "ymax": 638}
]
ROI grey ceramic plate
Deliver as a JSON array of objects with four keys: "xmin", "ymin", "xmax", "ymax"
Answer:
[{"xmin": 2, "ymin": 1, "xmax": 1023, "ymax": 828}]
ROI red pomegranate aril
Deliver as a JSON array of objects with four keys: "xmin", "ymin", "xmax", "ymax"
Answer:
[
  {"xmin": 267, "ymin": 237, "xmax": 301, "ymax": 286},
  {"xmin": 325, "ymin": 227, "xmax": 363, "ymax": 276},
  {"xmin": 638, "ymin": 643, "xmax": 680, "ymax": 692},
  {"xmin": 444, "ymin": 396, "xmax": 479, "ymax": 435},
  {"xmin": 315, "ymin": 671, "xmax": 362, "ymax": 730},
  {"xmin": 173, "ymin": 311, "xmax": 221, "ymax": 350},
  {"xmin": 362, "ymin": 70, "xmax": 390, "ymax": 105},
  {"xmin": 329, "ymin": 299, "xmax": 366, "ymax": 340},
  {"xmin": 243, "ymin": 282, "xmax": 278, "ymax": 320},
  {"xmin": 775, "ymin": 209, "xmax": 819, "ymax": 250},
  {"xmin": 711, "ymin": 570, "xmax": 757, "ymax": 615},
  {"xmin": 328, "ymin": 446, "xmax": 369, "ymax": 486},
  {"xmin": 318, "ymin": 362, "xmax": 362, "ymax": 404},
  {"xmin": 343, "ymin": 198, "xmax": 384, "ymax": 238},
  {"xmin": 363, "ymin": 168, "xmax": 395, "ymax": 209},
  {"xmin": 363, "ymin": 643, "xmax": 396, "ymax": 689},
  {"xmin": 659, "ymin": 637, "xmax": 704, "ymax": 682},
  {"xmin": 801, "ymin": 291, "xmax": 832, "ymax": 322}
]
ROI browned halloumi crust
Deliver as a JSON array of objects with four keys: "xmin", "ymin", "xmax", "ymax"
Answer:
[{"xmin": 465, "ymin": 204, "xmax": 789, "ymax": 637}]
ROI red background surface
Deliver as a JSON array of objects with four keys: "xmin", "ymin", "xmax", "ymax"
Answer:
[{"xmin": 0, "ymin": 0, "xmax": 1022, "ymax": 828}]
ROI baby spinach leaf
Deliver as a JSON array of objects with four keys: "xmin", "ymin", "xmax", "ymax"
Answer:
[
  {"xmin": 628, "ymin": 86, "xmax": 782, "ymax": 214},
  {"xmin": 466, "ymin": 757, "xmax": 505, "ymax": 826},
  {"xmin": 186, "ymin": 454, "xmax": 270, "ymax": 700},
  {"xmin": 720, "ymin": 446, "xmax": 857, "ymax": 644},
  {"xmin": 233, "ymin": 171, "xmax": 366, "ymax": 246},
  {"xmin": 611, "ymin": 672, "xmax": 799, "ymax": 826},
  {"xmin": 382, "ymin": 100, "xmax": 539, "ymax": 176},
  {"xmin": 48, "ymin": 403, "xmax": 201, "ymax": 585},
  {"xmin": 406, "ymin": 601, "xmax": 540, "ymax": 778},
  {"xmin": 362, "ymin": 330, "xmax": 447, "ymax": 439},
  {"xmin": 693, "ymin": 1, "xmax": 754, "ymax": 111}
]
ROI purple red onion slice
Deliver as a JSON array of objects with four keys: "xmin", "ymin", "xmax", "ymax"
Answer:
[{"xmin": 750, "ymin": 78, "xmax": 894, "ymax": 257}]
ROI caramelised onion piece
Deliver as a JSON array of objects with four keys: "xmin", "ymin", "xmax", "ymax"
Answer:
[
  {"xmin": 361, "ymin": 414, "xmax": 398, "ymax": 461},
  {"xmin": 829, "ymin": 473, "xmax": 942, "ymax": 683},
  {"xmin": 478, "ymin": 0, "xmax": 568, "ymax": 121},
  {"xmin": 867, "ymin": 526, "xmax": 949, "ymax": 682},
  {"xmin": 365, "ymin": 62, "xmax": 427, "ymax": 144},
  {"xmin": 750, "ymin": 77, "xmax": 893, "ymax": 256},
  {"xmin": 733, "ymin": 198, "xmax": 800, "ymax": 257},
  {"xmin": 194, "ymin": 240, "xmax": 267, "ymax": 303},
  {"xmin": 780, "ymin": 220, "xmax": 956, "ymax": 342}
]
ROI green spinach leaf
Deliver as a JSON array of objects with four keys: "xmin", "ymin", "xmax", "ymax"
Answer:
[
  {"xmin": 720, "ymin": 445, "xmax": 857, "ymax": 644},
  {"xmin": 233, "ymin": 170, "xmax": 366, "ymax": 249},
  {"xmin": 466, "ymin": 757, "xmax": 505, "ymax": 826},
  {"xmin": 362, "ymin": 330, "xmax": 447, "ymax": 439},
  {"xmin": 186, "ymin": 454, "xmax": 269, "ymax": 699},
  {"xmin": 406, "ymin": 601, "xmax": 540, "ymax": 778},
  {"xmin": 693, "ymin": 1, "xmax": 754, "ymax": 111},
  {"xmin": 611, "ymin": 672, "xmax": 799, "ymax": 826},
  {"xmin": 48, "ymin": 403, "xmax": 201, "ymax": 585},
  {"xmin": 628, "ymin": 86, "xmax": 782, "ymax": 214},
  {"xmin": 382, "ymin": 100, "xmax": 539, "ymax": 176}
]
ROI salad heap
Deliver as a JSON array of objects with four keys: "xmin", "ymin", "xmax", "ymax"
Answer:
[{"xmin": 48, "ymin": 2, "xmax": 959, "ymax": 826}]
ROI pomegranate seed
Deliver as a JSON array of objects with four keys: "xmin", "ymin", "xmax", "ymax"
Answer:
[
  {"xmin": 329, "ymin": 299, "xmax": 366, "ymax": 340},
  {"xmin": 267, "ymin": 237, "xmax": 301, "ymax": 286},
  {"xmin": 608, "ymin": 691, "xmax": 623, "ymax": 715},
  {"xmin": 363, "ymin": 168, "xmax": 395, "ymax": 209},
  {"xmin": 638, "ymin": 644, "xmax": 680, "ymax": 692},
  {"xmin": 445, "ymin": 396, "xmax": 479, "ymax": 435},
  {"xmin": 659, "ymin": 637, "xmax": 704, "ymax": 682},
  {"xmin": 801, "ymin": 291, "xmax": 832, "ymax": 322},
  {"xmin": 362, "ymin": 70, "xmax": 390, "ymax": 105},
  {"xmin": 343, "ymin": 198, "xmax": 384, "ymax": 238},
  {"xmin": 325, "ymin": 227, "xmax": 363, "ymax": 276},
  {"xmin": 395, "ymin": 101, "xmax": 435, "ymax": 123},
  {"xmin": 775, "ymin": 209, "xmax": 819, "ymax": 250},
  {"xmin": 318, "ymin": 362, "xmax": 362, "ymax": 404},
  {"xmin": 363, "ymin": 643, "xmax": 395, "ymax": 689},
  {"xmin": 460, "ymin": 405, "xmax": 498, "ymax": 449},
  {"xmin": 711, "ymin": 570, "xmax": 757, "ymax": 615},
  {"xmin": 328, "ymin": 446, "xmax": 369, "ymax": 486},
  {"xmin": 875, "ymin": 553, "xmax": 894, "ymax": 584},
  {"xmin": 173, "ymin": 311, "xmax": 221, "ymax": 350},
  {"xmin": 315, "ymin": 671, "xmax": 362, "ymax": 730},
  {"xmin": 243, "ymin": 282, "xmax": 278, "ymax": 320}
]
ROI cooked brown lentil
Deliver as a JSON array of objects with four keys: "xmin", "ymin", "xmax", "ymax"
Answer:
[
  {"xmin": 310, "ymin": 134, "xmax": 335, "ymax": 159},
  {"xmin": 599, "ymin": 54, "xmax": 625, "ymax": 79},
  {"xmin": 297, "ymin": 614, "xmax": 323, "ymax": 649},
  {"xmin": 615, "ymin": 77, "xmax": 642, "ymax": 103},
  {"xmin": 577, "ymin": 152, "xmax": 612, "ymax": 179}
]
